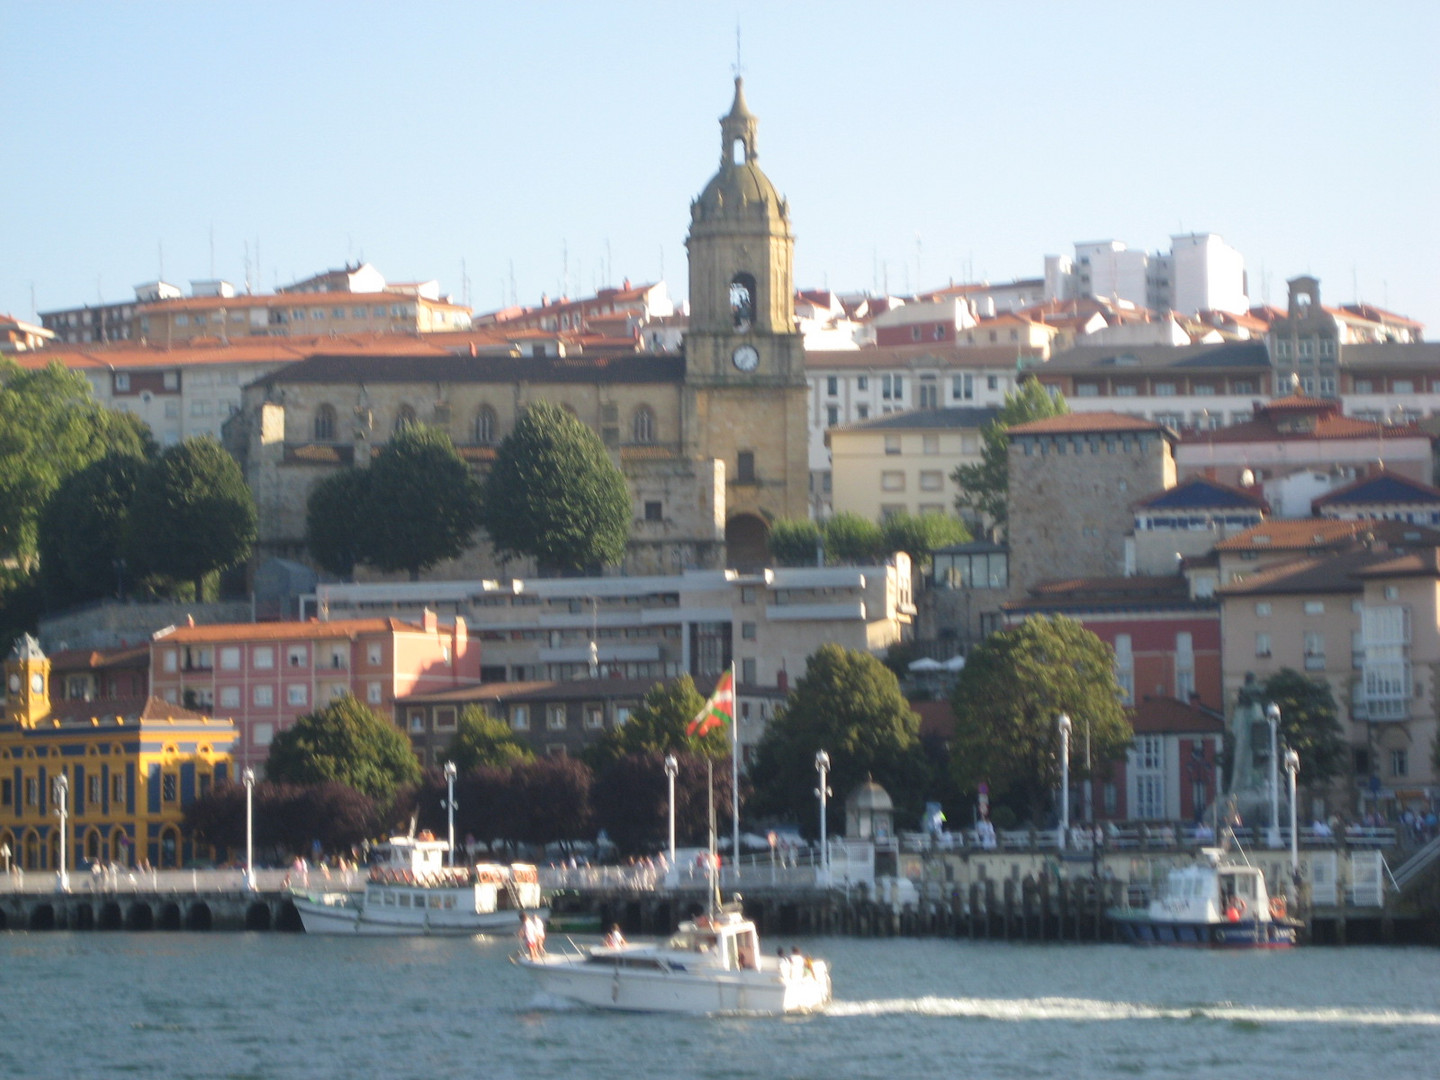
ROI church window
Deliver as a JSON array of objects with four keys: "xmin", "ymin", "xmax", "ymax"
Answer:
[
  {"xmin": 632, "ymin": 406, "xmax": 656, "ymax": 444},
  {"xmin": 737, "ymin": 451, "xmax": 756, "ymax": 483},
  {"xmin": 475, "ymin": 405, "xmax": 496, "ymax": 444},
  {"xmin": 313, "ymin": 404, "xmax": 337, "ymax": 442},
  {"xmin": 729, "ymin": 274, "xmax": 756, "ymax": 332}
]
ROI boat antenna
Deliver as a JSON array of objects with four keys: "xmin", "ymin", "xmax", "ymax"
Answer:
[{"xmin": 707, "ymin": 757, "xmax": 720, "ymax": 916}]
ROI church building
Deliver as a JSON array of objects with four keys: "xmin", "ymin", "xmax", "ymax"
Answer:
[{"xmin": 228, "ymin": 79, "xmax": 810, "ymax": 577}]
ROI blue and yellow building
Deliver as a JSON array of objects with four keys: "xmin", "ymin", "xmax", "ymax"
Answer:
[{"xmin": 1, "ymin": 635, "xmax": 237, "ymax": 871}]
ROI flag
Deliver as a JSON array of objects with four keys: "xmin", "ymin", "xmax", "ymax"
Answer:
[{"xmin": 687, "ymin": 667, "xmax": 735, "ymax": 738}]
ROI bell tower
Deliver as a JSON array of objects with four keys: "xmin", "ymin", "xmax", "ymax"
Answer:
[
  {"xmin": 5, "ymin": 634, "xmax": 51, "ymax": 728},
  {"xmin": 683, "ymin": 79, "xmax": 809, "ymax": 563}
]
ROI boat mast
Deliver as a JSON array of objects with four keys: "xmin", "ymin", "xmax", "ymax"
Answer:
[{"xmin": 707, "ymin": 758, "xmax": 720, "ymax": 915}]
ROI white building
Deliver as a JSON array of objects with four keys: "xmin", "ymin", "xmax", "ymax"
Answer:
[{"xmin": 1045, "ymin": 233, "xmax": 1248, "ymax": 317}]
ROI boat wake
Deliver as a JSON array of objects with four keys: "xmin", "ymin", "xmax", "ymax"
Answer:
[{"xmin": 824, "ymin": 996, "xmax": 1440, "ymax": 1026}]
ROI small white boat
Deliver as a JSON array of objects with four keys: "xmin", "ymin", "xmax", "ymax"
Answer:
[
  {"xmin": 1109, "ymin": 846, "xmax": 1301, "ymax": 947},
  {"xmin": 292, "ymin": 833, "xmax": 546, "ymax": 936},
  {"xmin": 516, "ymin": 901, "xmax": 831, "ymax": 1015}
]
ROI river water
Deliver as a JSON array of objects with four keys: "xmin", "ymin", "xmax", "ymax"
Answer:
[{"xmin": 1, "ymin": 933, "xmax": 1434, "ymax": 1079}]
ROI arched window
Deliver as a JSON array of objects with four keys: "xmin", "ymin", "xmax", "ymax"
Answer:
[
  {"xmin": 632, "ymin": 406, "xmax": 655, "ymax": 444},
  {"xmin": 729, "ymin": 273, "xmax": 756, "ymax": 332},
  {"xmin": 313, "ymin": 404, "xmax": 337, "ymax": 442},
  {"xmin": 475, "ymin": 405, "xmax": 496, "ymax": 445},
  {"xmin": 394, "ymin": 404, "xmax": 417, "ymax": 433}
]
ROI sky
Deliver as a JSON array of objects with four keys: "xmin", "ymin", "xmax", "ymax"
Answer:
[{"xmin": 4, "ymin": 1, "xmax": 1437, "ymax": 330}]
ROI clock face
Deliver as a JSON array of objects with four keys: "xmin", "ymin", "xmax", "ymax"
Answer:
[
  {"xmin": 30, "ymin": 673, "xmax": 43, "ymax": 694},
  {"xmin": 6, "ymin": 673, "xmax": 17, "ymax": 693},
  {"xmin": 732, "ymin": 344, "xmax": 760, "ymax": 372}
]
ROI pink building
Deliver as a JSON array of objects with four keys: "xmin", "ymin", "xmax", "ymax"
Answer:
[{"xmin": 149, "ymin": 613, "xmax": 479, "ymax": 769}]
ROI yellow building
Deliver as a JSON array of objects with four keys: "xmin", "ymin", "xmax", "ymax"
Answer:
[{"xmin": 1, "ymin": 635, "xmax": 237, "ymax": 873}]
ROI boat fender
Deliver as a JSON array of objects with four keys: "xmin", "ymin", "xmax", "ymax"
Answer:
[
  {"xmin": 1225, "ymin": 897, "xmax": 1246, "ymax": 922},
  {"xmin": 1269, "ymin": 896, "xmax": 1286, "ymax": 919}
]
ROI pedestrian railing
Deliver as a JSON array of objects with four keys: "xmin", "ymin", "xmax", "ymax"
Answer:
[{"xmin": 0, "ymin": 867, "xmax": 362, "ymax": 896}]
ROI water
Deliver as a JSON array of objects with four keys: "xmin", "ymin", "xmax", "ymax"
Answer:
[{"xmin": 1, "ymin": 933, "xmax": 1435, "ymax": 1079}]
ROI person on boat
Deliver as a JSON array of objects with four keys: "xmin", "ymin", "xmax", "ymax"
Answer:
[
  {"xmin": 521, "ymin": 913, "xmax": 539, "ymax": 959},
  {"xmin": 603, "ymin": 923, "xmax": 625, "ymax": 948},
  {"xmin": 531, "ymin": 913, "xmax": 547, "ymax": 955}
]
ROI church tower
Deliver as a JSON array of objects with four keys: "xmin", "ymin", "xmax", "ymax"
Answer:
[
  {"xmin": 5, "ymin": 634, "xmax": 51, "ymax": 728},
  {"xmin": 684, "ymin": 78, "xmax": 809, "ymax": 568}
]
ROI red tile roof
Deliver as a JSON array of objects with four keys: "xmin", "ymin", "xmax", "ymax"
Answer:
[
  {"xmin": 1130, "ymin": 696, "xmax": 1224, "ymax": 735},
  {"xmin": 1214, "ymin": 517, "xmax": 1440, "ymax": 554},
  {"xmin": 155, "ymin": 617, "xmax": 438, "ymax": 643},
  {"xmin": 1008, "ymin": 412, "xmax": 1168, "ymax": 436}
]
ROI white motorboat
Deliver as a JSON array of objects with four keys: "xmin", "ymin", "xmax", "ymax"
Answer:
[
  {"xmin": 292, "ymin": 833, "xmax": 546, "ymax": 936},
  {"xmin": 516, "ymin": 901, "xmax": 831, "ymax": 1015},
  {"xmin": 1109, "ymin": 846, "xmax": 1302, "ymax": 947}
]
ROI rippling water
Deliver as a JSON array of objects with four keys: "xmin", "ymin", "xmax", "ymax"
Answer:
[{"xmin": 1, "ymin": 933, "xmax": 1434, "ymax": 1079}]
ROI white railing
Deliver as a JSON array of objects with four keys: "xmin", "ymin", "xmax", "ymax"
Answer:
[{"xmin": 0, "ymin": 867, "xmax": 363, "ymax": 896}]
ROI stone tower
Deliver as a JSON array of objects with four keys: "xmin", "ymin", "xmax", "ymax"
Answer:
[
  {"xmin": 4, "ymin": 633, "xmax": 51, "ymax": 728},
  {"xmin": 684, "ymin": 78, "xmax": 810, "ymax": 569}
]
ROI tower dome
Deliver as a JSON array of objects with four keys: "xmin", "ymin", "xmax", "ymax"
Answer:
[{"xmin": 690, "ymin": 77, "xmax": 789, "ymax": 232}]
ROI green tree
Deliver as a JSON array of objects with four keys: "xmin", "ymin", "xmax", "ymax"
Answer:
[
  {"xmin": 880, "ymin": 511, "xmax": 971, "ymax": 568},
  {"xmin": 481, "ymin": 400, "xmax": 630, "ymax": 574},
  {"xmin": 265, "ymin": 694, "xmax": 421, "ymax": 804},
  {"xmin": 37, "ymin": 450, "xmax": 150, "ymax": 607},
  {"xmin": 767, "ymin": 518, "xmax": 822, "ymax": 567},
  {"xmin": 1253, "ymin": 668, "xmax": 1349, "ymax": 789},
  {"xmin": 444, "ymin": 704, "xmax": 535, "ymax": 773},
  {"xmin": 823, "ymin": 511, "xmax": 884, "ymax": 565},
  {"xmin": 749, "ymin": 643, "xmax": 927, "ymax": 834},
  {"xmin": 583, "ymin": 675, "xmax": 728, "ymax": 769},
  {"xmin": 305, "ymin": 468, "xmax": 372, "ymax": 580},
  {"xmin": 356, "ymin": 424, "xmax": 484, "ymax": 579},
  {"xmin": 951, "ymin": 380, "xmax": 1067, "ymax": 535},
  {"xmin": 590, "ymin": 751, "xmax": 734, "ymax": 855},
  {"xmin": 949, "ymin": 615, "xmax": 1130, "ymax": 823},
  {"xmin": 123, "ymin": 437, "xmax": 257, "ymax": 598},
  {"xmin": 0, "ymin": 359, "xmax": 152, "ymax": 567},
  {"xmin": 185, "ymin": 780, "xmax": 380, "ymax": 857}
]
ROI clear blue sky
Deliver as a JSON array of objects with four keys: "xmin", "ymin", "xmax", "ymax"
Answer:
[{"xmin": 4, "ymin": 1, "xmax": 1437, "ymax": 329}]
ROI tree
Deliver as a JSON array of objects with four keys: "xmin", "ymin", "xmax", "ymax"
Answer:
[
  {"xmin": 951, "ymin": 381, "xmax": 1068, "ymax": 535},
  {"xmin": 37, "ymin": 450, "xmax": 150, "ymax": 608},
  {"xmin": 481, "ymin": 400, "xmax": 630, "ymax": 574},
  {"xmin": 0, "ymin": 359, "xmax": 152, "ymax": 567},
  {"xmin": 582, "ymin": 675, "xmax": 728, "ymax": 769},
  {"xmin": 880, "ymin": 511, "xmax": 971, "ymax": 568},
  {"xmin": 265, "ymin": 694, "xmax": 421, "ymax": 804},
  {"xmin": 767, "ymin": 518, "xmax": 822, "ymax": 567},
  {"xmin": 1253, "ymin": 668, "xmax": 1349, "ymax": 789},
  {"xmin": 949, "ymin": 615, "xmax": 1130, "ymax": 824},
  {"xmin": 823, "ymin": 512, "xmax": 883, "ymax": 565},
  {"xmin": 123, "ymin": 436, "xmax": 257, "ymax": 598},
  {"xmin": 508, "ymin": 756, "xmax": 594, "ymax": 847},
  {"xmin": 444, "ymin": 705, "xmax": 535, "ymax": 772},
  {"xmin": 355, "ymin": 424, "xmax": 484, "ymax": 579},
  {"xmin": 184, "ymin": 780, "xmax": 380, "ymax": 857},
  {"xmin": 590, "ymin": 750, "xmax": 734, "ymax": 855},
  {"xmin": 748, "ymin": 643, "xmax": 927, "ymax": 834},
  {"xmin": 305, "ymin": 468, "xmax": 372, "ymax": 580}
]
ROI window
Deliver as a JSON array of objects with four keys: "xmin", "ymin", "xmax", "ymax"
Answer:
[
  {"xmin": 547, "ymin": 705, "xmax": 567, "ymax": 731},
  {"xmin": 435, "ymin": 708, "xmax": 457, "ymax": 731},
  {"xmin": 287, "ymin": 645, "xmax": 307, "ymax": 668},
  {"xmin": 741, "ymin": 622, "xmax": 757, "ymax": 640},
  {"xmin": 367, "ymin": 643, "xmax": 383, "ymax": 666},
  {"xmin": 252, "ymin": 685, "xmax": 274, "ymax": 707},
  {"xmin": 475, "ymin": 405, "xmax": 496, "ymax": 444},
  {"xmin": 918, "ymin": 379, "xmax": 938, "ymax": 408},
  {"xmin": 1391, "ymin": 748, "xmax": 1408, "ymax": 777},
  {"xmin": 644, "ymin": 501, "xmax": 663, "ymax": 522},
  {"xmin": 367, "ymin": 683, "xmax": 382, "ymax": 704},
  {"xmin": 163, "ymin": 650, "xmax": 178, "ymax": 673},
  {"xmin": 1175, "ymin": 631, "xmax": 1195, "ymax": 700},
  {"xmin": 856, "ymin": 376, "xmax": 868, "ymax": 391},
  {"xmin": 1154, "ymin": 382, "xmax": 1176, "ymax": 396},
  {"xmin": 88, "ymin": 774, "xmax": 102, "ymax": 805},
  {"xmin": 729, "ymin": 273, "xmax": 756, "ymax": 331},
  {"xmin": 736, "ymin": 451, "xmax": 756, "ymax": 483},
  {"xmin": 1114, "ymin": 634, "xmax": 1134, "ymax": 703},
  {"xmin": 1304, "ymin": 601, "xmax": 1325, "ymax": 615},
  {"xmin": 922, "ymin": 434, "xmax": 939, "ymax": 455},
  {"xmin": 986, "ymin": 375, "xmax": 999, "ymax": 391},
  {"xmin": 115, "ymin": 373, "xmax": 130, "ymax": 391},
  {"xmin": 742, "ymin": 658, "xmax": 757, "ymax": 684},
  {"xmin": 919, "ymin": 470, "xmax": 943, "ymax": 491},
  {"xmin": 1255, "ymin": 632, "xmax": 1272, "ymax": 658},
  {"xmin": 313, "ymin": 405, "xmax": 337, "ymax": 441},
  {"xmin": 112, "ymin": 774, "xmax": 126, "ymax": 802},
  {"xmin": 1393, "ymin": 379, "xmax": 1414, "ymax": 394},
  {"xmin": 408, "ymin": 709, "xmax": 426, "ymax": 733},
  {"xmin": 1075, "ymin": 383, "xmax": 1099, "ymax": 398},
  {"xmin": 219, "ymin": 686, "xmax": 240, "ymax": 708},
  {"xmin": 328, "ymin": 647, "xmax": 347, "ymax": 670},
  {"xmin": 511, "ymin": 706, "xmax": 529, "ymax": 731},
  {"xmin": 219, "ymin": 646, "xmax": 241, "ymax": 670},
  {"xmin": 632, "ymin": 406, "xmax": 655, "ymax": 444},
  {"xmin": 162, "ymin": 774, "xmax": 178, "ymax": 802},
  {"xmin": 26, "ymin": 777, "xmax": 39, "ymax": 807},
  {"xmin": 1255, "ymin": 603, "xmax": 1271, "ymax": 616},
  {"xmin": 953, "ymin": 374, "xmax": 974, "ymax": 401},
  {"xmin": 881, "ymin": 471, "xmax": 905, "ymax": 492},
  {"xmin": 884, "ymin": 435, "xmax": 901, "ymax": 456},
  {"xmin": 1303, "ymin": 631, "xmax": 1326, "ymax": 669},
  {"xmin": 585, "ymin": 706, "xmax": 604, "ymax": 730},
  {"xmin": 252, "ymin": 723, "xmax": 274, "ymax": 747},
  {"xmin": 253, "ymin": 647, "xmax": 274, "ymax": 670},
  {"xmin": 826, "ymin": 376, "xmax": 838, "ymax": 396},
  {"xmin": 286, "ymin": 684, "xmax": 308, "ymax": 707},
  {"xmin": 826, "ymin": 405, "xmax": 839, "ymax": 427}
]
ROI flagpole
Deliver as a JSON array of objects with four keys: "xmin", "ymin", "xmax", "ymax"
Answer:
[{"xmin": 731, "ymin": 662, "xmax": 740, "ymax": 883}]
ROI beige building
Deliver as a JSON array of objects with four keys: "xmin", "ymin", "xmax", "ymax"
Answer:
[{"xmin": 825, "ymin": 407, "xmax": 996, "ymax": 525}]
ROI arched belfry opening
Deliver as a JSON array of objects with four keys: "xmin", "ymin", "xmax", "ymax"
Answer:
[
  {"xmin": 725, "ymin": 514, "xmax": 769, "ymax": 572},
  {"xmin": 729, "ymin": 274, "xmax": 755, "ymax": 332}
]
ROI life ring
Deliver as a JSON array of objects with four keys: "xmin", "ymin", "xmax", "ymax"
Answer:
[
  {"xmin": 1269, "ymin": 896, "xmax": 1286, "ymax": 919},
  {"xmin": 1225, "ymin": 897, "xmax": 1247, "ymax": 922}
]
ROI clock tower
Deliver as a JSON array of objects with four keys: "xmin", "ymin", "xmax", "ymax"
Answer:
[
  {"xmin": 5, "ymin": 633, "xmax": 51, "ymax": 728},
  {"xmin": 683, "ymin": 78, "xmax": 810, "ymax": 566}
]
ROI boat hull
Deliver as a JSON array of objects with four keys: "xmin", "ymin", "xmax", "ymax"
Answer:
[
  {"xmin": 1110, "ymin": 911, "xmax": 1301, "ymax": 948},
  {"xmin": 519, "ymin": 955, "xmax": 830, "ymax": 1015},
  {"xmin": 293, "ymin": 891, "xmax": 542, "ymax": 936}
]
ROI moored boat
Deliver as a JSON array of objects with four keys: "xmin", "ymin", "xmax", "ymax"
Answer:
[
  {"xmin": 515, "ymin": 900, "xmax": 831, "ymax": 1014},
  {"xmin": 292, "ymin": 833, "xmax": 546, "ymax": 936},
  {"xmin": 1109, "ymin": 846, "xmax": 1302, "ymax": 947}
]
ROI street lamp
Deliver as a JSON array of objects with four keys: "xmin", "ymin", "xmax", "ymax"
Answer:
[
  {"xmin": 663, "ymin": 753, "xmax": 678, "ymax": 868},
  {"xmin": 443, "ymin": 760, "xmax": 458, "ymax": 868},
  {"xmin": 1284, "ymin": 747, "xmax": 1301, "ymax": 876},
  {"xmin": 814, "ymin": 750, "xmax": 832, "ymax": 883},
  {"xmin": 242, "ymin": 766, "xmax": 256, "ymax": 891},
  {"xmin": 1057, "ymin": 714, "xmax": 1072, "ymax": 852},
  {"xmin": 53, "ymin": 774, "xmax": 70, "ymax": 892},
  {"xmin": 1266, "ymin": 703, "xmax": 1282, "ymax": 848}
]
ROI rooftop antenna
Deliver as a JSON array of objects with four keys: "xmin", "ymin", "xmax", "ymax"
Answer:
[
  {"xmin": 209, "ymin": 222, "xmax": 215, "ymax": 280},
  {"xmin": 244, "ymin": 240, "xmax": 251, "ymax": 294},
  {"xmin": 461, "ymin": 258, "xmax": 470, "ymax": 308}
]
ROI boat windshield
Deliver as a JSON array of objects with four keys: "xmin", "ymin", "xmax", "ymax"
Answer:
[{"xmin": 665, "ymin": 929, "xmax": 719, "ymax": 954}]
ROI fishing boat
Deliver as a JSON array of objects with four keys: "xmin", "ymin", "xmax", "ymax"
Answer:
[
  {"xmin": 515, "ymin": 898, "xmax": 831, "ymax": 1014},
  {"xmin": 1109, "ymin": 846, "xmax": 1302, "ymax": 947},
  {"xmin": 292, "ymin": 833, "xmax": 546, "ymax": 936}
]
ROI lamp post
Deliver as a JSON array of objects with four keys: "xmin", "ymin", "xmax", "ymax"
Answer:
[
  {"xmin": 53, "ymin": 774, "xmax": 70, "ymax": 892},
  {"xmin": 242, "ymin": 766, "xmax": 256, "ymax": 891},
  {"xmin": 1266, "ymin": 703, "xmax": 1282, "ymax": 848},
  {"xmin": 814, "ymin": 750, "xmax": 832, "ymax": 883},
  {"xmin": 443, "ymin": 760, "xmax": 458, "ymax": 868},
  {"xmin": 1057, "ymin": 714, "xmax": 1072, "ymax": 851},
  {"xmin": 663, "ymin": 753, "xmax": 678, "ymax": 869},
  {"xmin": 1284, "ymin": 747, "xmax": 1301, "ymax": 876}
]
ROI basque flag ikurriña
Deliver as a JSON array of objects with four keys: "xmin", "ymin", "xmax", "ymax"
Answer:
[{"xmin": 686, "ymin": 666, "xmax": 735, "ymax": 738}]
